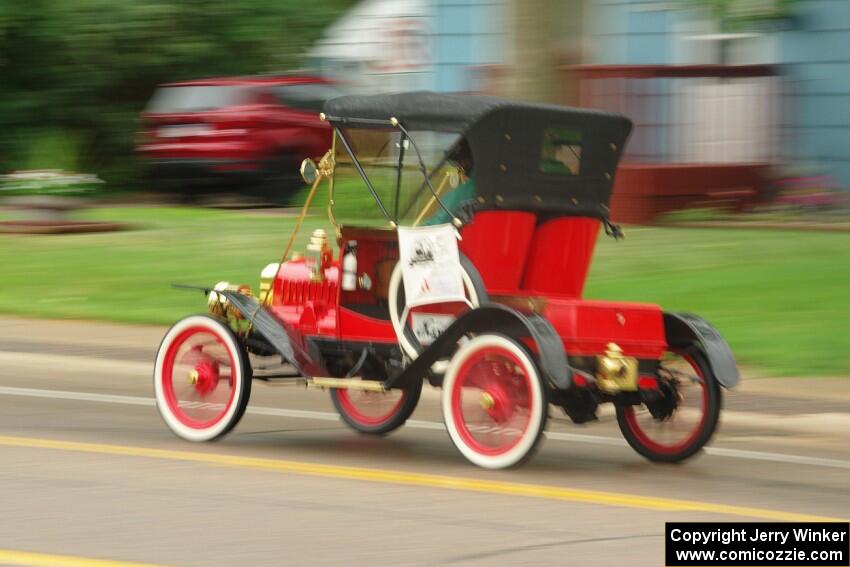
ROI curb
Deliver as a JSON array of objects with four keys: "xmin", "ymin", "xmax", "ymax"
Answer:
[{"xmin": 722, "ymin": 410, "xmax": 850, "ymax": 436}]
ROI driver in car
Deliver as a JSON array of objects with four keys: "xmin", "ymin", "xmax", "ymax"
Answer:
[{"xmin": 423, "ymin": 139, "xmax": 476, "ymax": 225}]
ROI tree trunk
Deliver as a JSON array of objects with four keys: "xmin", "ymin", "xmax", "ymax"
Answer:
[{"xmin": 507, "ymin": 0, "xmax": 557, "ymax": 103}]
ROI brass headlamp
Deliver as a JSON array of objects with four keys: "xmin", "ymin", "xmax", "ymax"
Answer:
[
  {"xmin": 207, "ymin": 281, "xmax": 253, "ymax": 320},
  {"xmin": 258, "ymin": 263, "xmax": 280, "ymax": 304}
]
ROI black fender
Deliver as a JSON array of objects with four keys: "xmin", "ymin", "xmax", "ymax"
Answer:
[
  {"xmin": 390, "ymin": 303, "xmax": 572, "ymax": 390},
  {"xmin": 177, "ymin": 285, "xmax": 327, "ymax": 378},
  {"xmin": 218, "ymin": 290, "xmax": 328, "ymax": 377},
  {"xmin": 663, "ymin": 312, "xmax": 739, "ymax": 389}
]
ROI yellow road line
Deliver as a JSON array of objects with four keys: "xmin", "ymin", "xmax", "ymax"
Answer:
[
  {"xmin": 0, "ymin": 549, "xmax": 166, "ymax": 567},
  {"xmin": 0, "ymin": 434, "xmax": 844, "ymax": 523}
]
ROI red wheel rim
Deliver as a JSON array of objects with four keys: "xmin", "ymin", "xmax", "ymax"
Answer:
[
  {"xmin": 161, "ymin": 326, "xmax": 237, "ymax": 430},
  {"xmin": 622, "ymin": 351, "xmax": 708, "ymax": 455},
  {"xmin": 451, "ymin": 346, "xmax": 533, "ymax": 456},
  {"xmin": 336, "ymin": 388, "xmax": 407, "ymax": 427}
]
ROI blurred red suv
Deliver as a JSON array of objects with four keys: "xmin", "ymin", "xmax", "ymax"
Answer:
[{"xmin": 138, "ymin": 75, "xmax": 339, "ymax": 198}]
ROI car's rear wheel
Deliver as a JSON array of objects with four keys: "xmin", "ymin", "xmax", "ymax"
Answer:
[
  {"xmin": 616, "ymin": 347, "xmax": 721, "ymax": 463},
  {"xmin": 331, "ymin": 380, "xmax": 422, "ymax": 435},
  {"xmin": 256, "ymin": 155, "xmax": 303, "ymax": 204},
  {"xmin": 154, "ymin": 315, "xmax": 251, "ymax": 442},
  {"xmin": 442, "ymin": 334, "xmax": 547, "ymax": 469}
]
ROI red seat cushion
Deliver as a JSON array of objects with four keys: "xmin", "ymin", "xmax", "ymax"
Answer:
[
  {"xmin": 459, "ymin": 211, "xmax": 536, "ymax": 293},
  {"xmin": 521, "ymin": 217, "xmax": 600, "ymax": 297}
]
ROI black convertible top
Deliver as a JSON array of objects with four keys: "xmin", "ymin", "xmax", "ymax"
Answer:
[
  {"xmin": 323, "ymin": 92, "xmax": 633, "ymax": 219},
  {"xmin": 325, "ymin": 91, "xmax": 507, "ymax": 132}
]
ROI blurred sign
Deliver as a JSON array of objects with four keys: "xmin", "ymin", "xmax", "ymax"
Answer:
[
  {"xmin": 310, "ymin": 0, "xmax": 432, "ymax": 93},
  {"xmin": 371, "ymin": 18, "xmax": 431, "ymax": 73}
]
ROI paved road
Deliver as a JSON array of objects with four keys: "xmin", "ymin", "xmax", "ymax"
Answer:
[{"xmin": 0, "ymin": 318, "xmax": 849, "ymax": 566}]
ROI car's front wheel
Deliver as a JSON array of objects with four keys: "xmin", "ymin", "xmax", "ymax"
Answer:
[{"xmin": 154, "ymin": 315, "xmax": 251, "ymax": 442}]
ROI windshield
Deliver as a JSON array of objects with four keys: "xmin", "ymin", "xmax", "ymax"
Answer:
[
  {"xmin": 146, "ymin": 85, "xmax": 253, "ymax": 113},
  {"xmin": 331, "ymin": 128, "xmax": 472, "ymax": 227}
]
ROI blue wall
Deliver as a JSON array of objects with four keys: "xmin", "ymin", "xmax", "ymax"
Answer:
[
  {"xmin": 431, "ymin": 0, "xmax": 506, "ymax": 92},
  {"xmin": 586, "ymin": 0, "xmax": 850, "ymax": 188},
  {"xmin": 780, "ymin": 0, "xmax": 850, "ymax": 188},
  {"xmin": 589, "ymin": 0, "xmax": 678, "ymax": 65},
  {"xmin": 427, "ymin": 0, "xmax": 850, "ymax": 187}
]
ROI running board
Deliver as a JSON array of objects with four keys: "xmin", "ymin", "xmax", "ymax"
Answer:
[
  {"xmin": 307, "ymin": 377, "xmax": 386, "ymax": 392},
  {"xmin": 253, "ymin": 374, "xmax": 302, "ymax": 383}
]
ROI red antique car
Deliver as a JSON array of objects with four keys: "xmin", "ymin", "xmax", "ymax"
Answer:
[{"xmin": 153, "ymin": 92, "xmax": 739, "ymax": 469}]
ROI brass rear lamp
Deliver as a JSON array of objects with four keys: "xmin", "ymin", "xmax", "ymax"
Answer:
[{"xmin": 596, "ymin": 343, "xmax": 638, "ymax": 393}]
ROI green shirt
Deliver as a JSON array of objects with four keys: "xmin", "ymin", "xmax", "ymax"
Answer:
[{"xmin": 423, "ymin": 177, "xmax": 476, "ymax": 226}]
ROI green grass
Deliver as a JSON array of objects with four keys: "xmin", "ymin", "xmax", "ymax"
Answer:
[
  {"xmin": 0, "ymin": 206, "xmax": 331, "ymax": 324},
  {"xmin": 587, "ymin": 226, "xmax": 850, "ymax": 376},
  {"xmin": 1, "ymin": 206, "xmax": 848, "ymax": 376}
]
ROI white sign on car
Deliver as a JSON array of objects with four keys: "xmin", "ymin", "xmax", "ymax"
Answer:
[{"xmin": 397, "ymin": 224, "xmax": 464, "ymax": 307}]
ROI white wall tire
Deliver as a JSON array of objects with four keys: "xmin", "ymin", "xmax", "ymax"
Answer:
[
  {"xmin": 330, "ymin": 379, "xmax": 423, "ymax": 435},
  {"xmin": 442, "ymin": 334, "xmax": 547, "ymax": 469},
  {"xmin": 153, "ymin": 315, "xmax": 251, "ymax": 442},
  {"xmin": 388, "ymin": 257, "xmax": 485, "ymax": 360}
]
